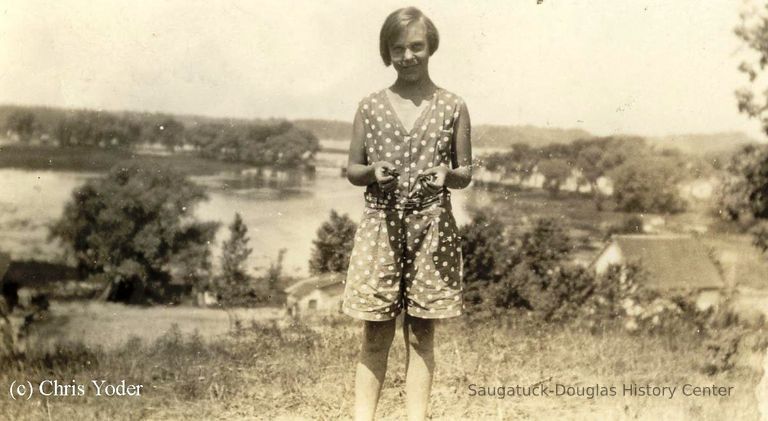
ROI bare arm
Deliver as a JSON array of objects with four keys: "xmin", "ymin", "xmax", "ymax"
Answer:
[
  {"xmin": 422, "ymin": 101, "xmax": 473, "ymax": 192},
  {"xmin": 445, "ymin": 101, "xmax": 472, "ymax": 189}
]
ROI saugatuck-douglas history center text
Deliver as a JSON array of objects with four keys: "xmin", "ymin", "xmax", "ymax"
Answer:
[{"xmin": 467, "ymin": 383, "xmax": 735, "ymax": 400}]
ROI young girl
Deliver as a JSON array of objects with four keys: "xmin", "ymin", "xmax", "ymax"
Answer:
[{"xmin": 343, "ymin": 7, "xmax": 472, "ymax": 421}]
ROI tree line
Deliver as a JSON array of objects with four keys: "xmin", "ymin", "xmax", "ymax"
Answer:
[
  {"xmin": 1, "ymin": 106, "xmax": 319, "ymax": 168},
  {"xmin": 479, "ymin": 136, "xmax": 713, "ymax": 214}
]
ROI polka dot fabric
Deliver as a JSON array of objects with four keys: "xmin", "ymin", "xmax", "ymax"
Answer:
[
  {"xmin": 358, "ymin": 88, "xmax": 465, "ymax": 210},
  {"xmin": 342, "ymin": 88, "xmax": 467, "ymax": 321}
]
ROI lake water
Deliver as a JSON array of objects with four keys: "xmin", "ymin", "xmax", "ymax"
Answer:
[{"xmin": 0, "ymin": 167, "xmax": 489, "ymax": 277}]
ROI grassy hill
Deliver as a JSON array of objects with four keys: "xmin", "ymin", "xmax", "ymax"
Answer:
[
  {"xmin": 649, "ymin": 131, "xmax": 760, "ymax": 156},
  {"xmin": 472, "ymin": 125, "xmax": 591, "ymax": 149},
  {"xmin": 296, "ymin": 119, "xmax": 593, "ymax": 149},
  {"xmin": 4, "ymin": 308, "xmax": 763, "ymax": 419},
  {"xmin": 294, "ymin": 119, "xmax": 352, "ymax": 140},
  {"xmin": 297, "ymin": 120, "xmax": 764, "ymax": 157}
]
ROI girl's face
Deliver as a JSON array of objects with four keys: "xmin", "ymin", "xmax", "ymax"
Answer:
[{"xmin": 389, "ymin": 21, "xmax": 430, "ymax": 83}]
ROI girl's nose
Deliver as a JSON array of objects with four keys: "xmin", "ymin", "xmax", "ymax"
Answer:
[{"xmin": 404, "ymin": 48, "xmax": 414, "ymax": 61}]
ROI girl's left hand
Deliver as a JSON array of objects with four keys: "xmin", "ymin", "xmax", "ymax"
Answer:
[{"xmin": 419, "ymin": 166, "xmax": 449, "ymax": 195}]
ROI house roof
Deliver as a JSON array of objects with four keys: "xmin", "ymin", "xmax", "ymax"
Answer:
[
  {"xmin": 593, "ymin": 235, "xmax": 724, "ymax": 291},
  {"xmin": 285, "ymin": 272, "xmax": 345, "ymax": 299}
]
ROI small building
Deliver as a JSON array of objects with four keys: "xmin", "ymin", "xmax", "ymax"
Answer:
[
  {"xmin": 195, "ymin": 290, "xmax": 219, "ymax": 307},
  {"xmin": 285, "ymin": 272, "xmax": 345, "ymax": 317},
  {"xmin": 591, "ymin": 235, "xmax": 725, "ymax": 310},
  {"xmin": 678, "ymin": 177, "xmax": 718, "ymax": 201}
]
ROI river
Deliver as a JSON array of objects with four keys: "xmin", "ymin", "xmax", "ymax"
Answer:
[{"xmin": 0, "ymin": 167, "xmax": 490, "ymax": 277}]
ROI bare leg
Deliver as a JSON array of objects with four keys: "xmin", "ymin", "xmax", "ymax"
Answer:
[
  {"xmin": 354, "ymin": 319, "xmax": 396, "ymax": 421},
  {"xmin": 402, "ymin": 314, "xmax": 435, "ymax": 421}
]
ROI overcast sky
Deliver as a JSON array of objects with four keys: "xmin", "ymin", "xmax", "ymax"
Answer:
[{"xmin": 1, "ymin": 0, "xmax": 765, "ymax": 139}]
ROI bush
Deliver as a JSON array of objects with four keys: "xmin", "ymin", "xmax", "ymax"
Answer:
[
  {"xmin": 215, "ymin": 249, "xmax": 287, "ymax": 308},
  {"xmin": 461, "ymin": 214, "xmax": 588, "ymax": 320},
  {"xmin": 309, "ymin": 210, "xmax": 357, "ymax": 274},
  {"xmin": 220, "ymin": 213, "xmax": 253, "ymax": 285},
  {"xmin": 459, "ymin": 209, "xmax": 520, "ymax": 285},
  {"xmin": 49, "ymin": 163, "xmax": 218, "ymax": 304},
  {"xmin": 610, "ymin": 156, "xmax": 687, "ymax": 214}
]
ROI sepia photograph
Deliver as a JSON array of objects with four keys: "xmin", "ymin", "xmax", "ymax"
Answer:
[{"xmin": 1, "ymin": 1, "xmax": 768, "ymax": 419}]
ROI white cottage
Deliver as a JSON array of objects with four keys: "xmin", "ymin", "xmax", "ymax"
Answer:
[{"xmin": 285, "ymin": 272, "xmax": 345, "ymax": 317}]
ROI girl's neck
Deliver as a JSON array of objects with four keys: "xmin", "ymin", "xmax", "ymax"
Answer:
[{"xmin": 390, "ymin": 76, "xmax": 437, "ymax": 102}]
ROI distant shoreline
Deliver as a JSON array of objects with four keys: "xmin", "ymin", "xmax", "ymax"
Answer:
[{"xmin": 0, "ymin": 144, "xmax": 300, "ymax": 175}]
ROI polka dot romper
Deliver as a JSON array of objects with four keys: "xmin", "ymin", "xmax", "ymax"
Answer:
[{"xmin": 342, "ymin": 87, "xmax": 466, "ymax": 321}]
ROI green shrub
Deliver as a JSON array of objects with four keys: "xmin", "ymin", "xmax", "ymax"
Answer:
[{"xmin": 49, "ymin": 163, "xmax": 218, "ymax": 304}]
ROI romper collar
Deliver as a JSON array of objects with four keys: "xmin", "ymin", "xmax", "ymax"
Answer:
[{"xmin": 380, "ymin": 87, "xmax": 441, "ymax": 136}]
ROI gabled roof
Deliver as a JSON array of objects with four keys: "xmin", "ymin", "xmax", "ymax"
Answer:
[
  {"xmin": 285, "ymin": 272, "xmax": 345, "ymax": 299},
  {"xmin": 594, "ymin": 235, "xmax": 724, "ymax": 291}
]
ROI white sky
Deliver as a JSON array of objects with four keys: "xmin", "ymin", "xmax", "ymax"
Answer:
[{"xmin": 0, "ymin": 0, "xmax": 765, "ymax": 139}]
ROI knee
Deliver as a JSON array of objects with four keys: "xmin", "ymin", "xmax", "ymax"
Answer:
[
  {"xmin": 406, "ymin": 318, "xmax": 434, "ymax": 356},
  {"xmin": 361, "ymin": 321, "xmax": 395, "ymax": 354}
]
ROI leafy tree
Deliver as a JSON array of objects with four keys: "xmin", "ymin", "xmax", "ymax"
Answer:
[
  {"xmin": 459, "ymin": 210, "xmax": 525, "ymax": 313},
  {"xmin": 572, "ymin": 136, "xmax": 646, "ymax": 209},
  {"xmin": 537, "ymin": 158, "xmax": 572, "ymax": 196},
  {"xmin": 481, "ymin": 144, "xmax": 537, "ymax": 185},
  {"xmin": 264, "ymin": 248, "xmax": 286, "ymax": 292},
  {"xmin": 717, "ymin": 144, "xmax": 768, "ymax": 259},
  {"xmin": 154, "ymin": 117, "xmax": 186, "ymax": 151},
  {"xmin": 216, "ymin": 248, "xmax": 287, "ymax": 308},
  {"xmin": 481, "ymin": 152, "xmax": 506, "ymax": 173},
  {"xmin": 187, "ymin": 120, "xmax": 318, "ymax": 167},
  {"xmin": 521, "ymin": 217, "xmax": 573, "ymax": 279},
  {"xmin": 574, "ymin": 144, "xmax": 606, "ymax": 185},
  {"xmin": 533, "ymin": 265, "xmax": 595, "ymax": 322},
  {"xmin": 717, "ymin": 144, "xmax": 768, "ymax": 221},
  {"xmin": 609, "ymin": 156, "xmax": 687, "ymax": 213},
  {"xmin": 730, "ymin": 8, "xmax": 768, "ymax": 259},
  {"xmin": 5, "ymin": 110, "xmax": 36, "ymax": 142},
  {"xmin": 460, "ymin": 213, "xmax": 588, "ymax": 319},
  {"xmin": 54, "ymin": 111, "xmax": 141, "ymax": 148},
  {"xmin": 735, "ymin": 2, "xmax": 768, "ymax": 138},
  {"xmin": 220, "ymin": 213, "xmax": 253, "ymax": 284},
  {"xmin": 309, "ymin": 210, "xmax": 357, "ymax": 274},
  {"xmin": 49, "ymin": 163, "xmax": 218, "ymax": 303},
  {"xmin": 262, "ymin": 127, "xmax": 320, "ymax": 167},
  {"xmin": 459, "ymin": 209, "xmax": 520, "ymax": 285}
]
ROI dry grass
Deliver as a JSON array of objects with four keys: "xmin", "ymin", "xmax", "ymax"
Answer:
[
  {"xmin": 1, "ymin": 307, "xmax": 764, "ymax": 420},
  {"xmin": 26, "ymin": 301, "xmax": 284, "ymax": 351}
]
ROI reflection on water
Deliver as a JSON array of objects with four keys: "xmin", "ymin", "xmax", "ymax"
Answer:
[
  {"xmin": 0, "ymin": 167, "xmax": 484, "ymax": 277},
  {"xmin": 193, "ymin": 167, "xmax": 318, "ymax": 201}
]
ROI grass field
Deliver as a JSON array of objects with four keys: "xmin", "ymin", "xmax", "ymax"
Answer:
[
  {"xmin": 24, "ymin": 301, "xmax": 284, "ymax": 351},
  {"xmin": 1, "ymin": 304, "xmax": 766, "ymax": 420}
]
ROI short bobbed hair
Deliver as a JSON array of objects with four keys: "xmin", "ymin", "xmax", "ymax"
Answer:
[{"xmin": 379, "ymin": 7, "xmax": 440, "ymax": 66}]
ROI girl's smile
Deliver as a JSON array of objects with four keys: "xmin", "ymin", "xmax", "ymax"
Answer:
[{"xmin": 389, "ymin": 21, "xmax": 431, "ymax": 83}]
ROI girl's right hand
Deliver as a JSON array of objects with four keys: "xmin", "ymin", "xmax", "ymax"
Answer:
[{"xmin": 372, "ymin": 161, "xmax": 398, "ymax": 192}]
